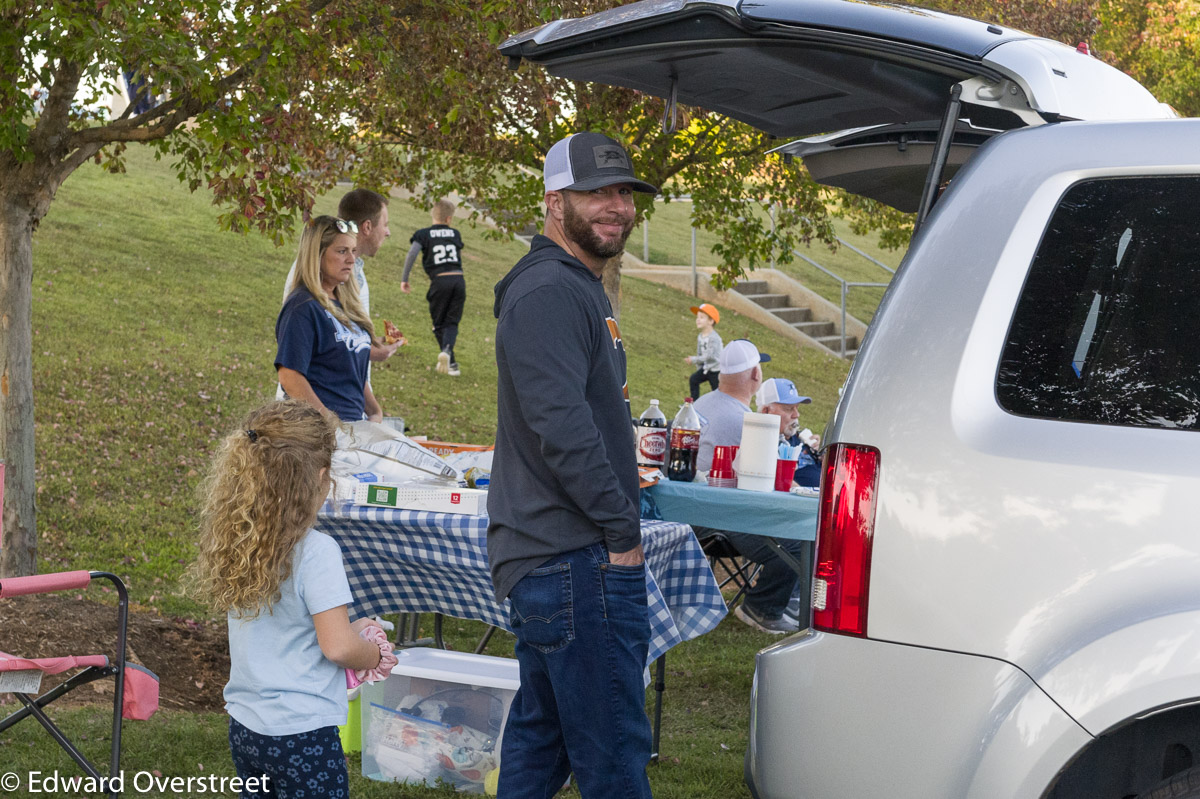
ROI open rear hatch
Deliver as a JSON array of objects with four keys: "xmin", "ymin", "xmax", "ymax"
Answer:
[{"xmin": 501, "ymin": 0, "xmax": 1170, "ymax": 214}]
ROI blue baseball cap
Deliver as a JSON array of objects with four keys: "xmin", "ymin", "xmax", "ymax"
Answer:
[{"xmin": 756, "ymin": 378, "xmax": 812, "ymax": 407}]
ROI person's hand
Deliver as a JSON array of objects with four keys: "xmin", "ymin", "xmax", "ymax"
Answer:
[
  {"xmin": 400, "ymin": 281, "xmax": 412, "ymax": 294},
  {"xmin": 370, "ymin": 340, "xmax": 401, "ymax": 362},
  {"xmin": 608, "ymin": 544, "xmax": 645, "ymax": 567},
  {"xmin": 350, "ymin": 617, "xmax": 375, "ymax": 635},
  {"xmin": 683, "ymin": 356, "xmax": 693, "ymax": 365},
  {"xmin": 367, "ymin": 410, "xmax": 383, "ymax": 423}
]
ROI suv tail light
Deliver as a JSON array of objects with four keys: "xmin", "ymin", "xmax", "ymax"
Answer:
[{"xmin": 812, "ymin": 443, "xmax": 881, "ymax": 637}]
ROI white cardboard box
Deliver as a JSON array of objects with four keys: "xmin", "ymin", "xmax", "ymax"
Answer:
[
  {"xmin": 360, "ymin": 649, "xmax": 520, "ymax": 792},
  {"xmin": 352, "ymin": 483, "xmax": 487, "ymax": 515}
]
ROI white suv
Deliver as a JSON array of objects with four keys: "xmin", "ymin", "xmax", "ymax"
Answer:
[{"xmin": 503, "ymin": 3, "xmax": 1200, "ymax": 798}]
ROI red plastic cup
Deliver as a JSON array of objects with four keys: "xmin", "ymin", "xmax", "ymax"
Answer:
[
  {"xmin": 710, "ymin": 446, "xmax": 735, "ymax": 479},
  {"xmin": 774, "ymin": 458, "xmax": 798, "ymax": 492}
]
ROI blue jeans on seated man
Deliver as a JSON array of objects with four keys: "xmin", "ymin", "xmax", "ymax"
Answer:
[
  {"xmin": 499, "ymin": 542, "xmax": 654, "ymax": 799},
  {"xmin": 697, "ymin": 527, "xmax": 807, "ymax": 620}
]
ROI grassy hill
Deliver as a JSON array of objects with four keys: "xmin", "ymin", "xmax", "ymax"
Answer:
[{"xmin": 30, "ymin": 144, "xmax": 851, "ymax": 617}]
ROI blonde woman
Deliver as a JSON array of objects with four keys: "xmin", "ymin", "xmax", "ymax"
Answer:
[
  {"xmin": 276, "ymin": 215, "xmax": 384, "ymax": 421},
  {"xmin": 194, "ymin": 401, "xmax": 392, "ymax": 796}
]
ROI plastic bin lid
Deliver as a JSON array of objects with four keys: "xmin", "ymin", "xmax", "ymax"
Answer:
[{"xmin": 391, "ymin": 648, "xmax": 520, "ymax": 690}]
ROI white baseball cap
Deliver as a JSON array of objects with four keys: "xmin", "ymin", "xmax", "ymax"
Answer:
[{"xmin": 719, "ymin": 339, "xmax": 771, "ymax": 374}]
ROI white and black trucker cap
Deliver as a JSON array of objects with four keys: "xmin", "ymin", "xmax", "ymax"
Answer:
[{"xmin": 543, "ymin": 132, "xmax": 658, "ymax": 195}]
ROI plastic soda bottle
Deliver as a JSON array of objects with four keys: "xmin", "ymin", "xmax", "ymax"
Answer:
[
  {"xmin": 635, "ymin": 399, "xmax": 668, "ymax": 468},
  {"xmin": 667, "ymin": 398, "xmax": 701, "ymax": 481}
]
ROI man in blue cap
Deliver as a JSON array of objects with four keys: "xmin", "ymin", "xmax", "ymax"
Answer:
[{"xmin": 756, "ymin": 377, "xmax": 821, "ymax": 489}]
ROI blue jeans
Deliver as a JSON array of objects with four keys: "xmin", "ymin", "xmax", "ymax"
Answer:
[
  {"xmin": 714, "ymin": 529, "xmax": 809, "ymax": 620},
  {"xmin": 498, "ymin": 542, "xmax": 654, "ymax": 799}
]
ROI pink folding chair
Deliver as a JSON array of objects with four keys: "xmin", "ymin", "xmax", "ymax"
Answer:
[{"xmin": 0, "ymin": 570, "xmax": 159, "ymax": 796}]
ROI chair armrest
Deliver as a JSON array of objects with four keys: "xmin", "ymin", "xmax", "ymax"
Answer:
[{"xmin": 0, "ymin": 570, "xmax": 92, "ymax": 597}]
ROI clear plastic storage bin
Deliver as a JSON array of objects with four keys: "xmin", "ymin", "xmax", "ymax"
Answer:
[{"xmin": 360, "ymin": 648, "xmax": 519, "ymax": 793}]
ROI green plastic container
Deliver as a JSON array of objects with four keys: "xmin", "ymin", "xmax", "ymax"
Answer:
[{"xmin": 339, "ymin": 692, "xmax": 362, "ymax": 753}]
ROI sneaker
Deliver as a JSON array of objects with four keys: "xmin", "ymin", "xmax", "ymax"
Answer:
[
  {"xmin": 447, "ymin": 362, "xmax": 461, "ymax": 377},
  {"xmin": 734, "ymin": 604, "xmax": 799, "ymax": 635},
  {"xmin": 783, "ymin": 595, "xmax": 805, "ymax": 628},
  {"xmin": 436, "ymin": 351, "xmax": 450, "ymax": 374}
]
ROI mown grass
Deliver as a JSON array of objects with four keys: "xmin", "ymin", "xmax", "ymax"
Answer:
[
  {"xmin": 633, "ymin": 198, "xmax": 901, "ymax": 323},
  {"xmin": 15, "ymin": 144, "xmax": 854, "ymax": 797}
]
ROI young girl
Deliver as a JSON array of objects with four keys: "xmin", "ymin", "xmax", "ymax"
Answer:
[
  {"xmin": 194, "ymin": 400, "xmax": 388, "ymax": 798},
  {"xmin": 684, "ymin": 302, "xmax": 724, "ymax": 399}
]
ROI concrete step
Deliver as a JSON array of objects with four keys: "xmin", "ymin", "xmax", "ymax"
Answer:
[
  {"xmin": 749, "ymin": 293, "xmax": 790, "ymax": 310},
  {"xmin": 795, "ymin": 320, "xmax": 836, "ymax": 338},
  {"xmin": 816, "ymin": 334, "xmax": 859, "ymax": 353},
  {"xmin": 735, "ymin": 280, "xmax": 771, "ymax": 296},
  {"xmin": 772, "ymin": 307, "xmax": 813, "ymax": 324}
]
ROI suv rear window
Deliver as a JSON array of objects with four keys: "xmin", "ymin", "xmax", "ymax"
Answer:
[{"xmin": 997, "ymin": 176, "xmax": 1200, "ymax": 430}]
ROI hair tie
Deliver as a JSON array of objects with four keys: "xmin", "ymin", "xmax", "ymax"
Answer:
[{"xmin": 245, "ymin": 429, "xmax": 259, "ymax": 443}]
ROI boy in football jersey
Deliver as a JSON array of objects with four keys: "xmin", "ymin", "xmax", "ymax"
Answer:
[{"xmin": 403, "ymin": 199, "xmax": 466, "ymax": 376}]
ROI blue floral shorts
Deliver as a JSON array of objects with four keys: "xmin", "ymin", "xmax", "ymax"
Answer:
[{"xmin": 228, "ymin": 717, "xmax": 348, "ymax": 798}]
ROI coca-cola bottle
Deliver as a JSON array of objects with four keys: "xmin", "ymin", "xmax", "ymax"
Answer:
[
  {"xmin": 667, "ymin": 398, "xmax": 701, "ymax": 482},
  {"xmin": 635, "ymin": 400, "xmax": 668, "ymax": 468}
]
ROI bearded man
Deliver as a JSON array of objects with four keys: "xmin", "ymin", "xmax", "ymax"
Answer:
[{"xmin": 488, "ymin": 132, "xmax": 658, "ymax": 799}]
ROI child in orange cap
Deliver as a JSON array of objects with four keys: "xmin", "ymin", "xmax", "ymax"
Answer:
[{"xmin": 684, "ymin": 303, "xmax": 723, "ymax": 399}]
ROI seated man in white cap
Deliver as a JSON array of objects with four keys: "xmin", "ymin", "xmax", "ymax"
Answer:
[
  {"xmin": 692, "ymin": 339, "xmax": 770, "ymax": 473},
  {"xmin": 756, "ymin": 377, "xmax": 821, "ymax": 489},
  {"xmin": 692, "ymin": 340, "xmax": 809, "ymax": 634}
]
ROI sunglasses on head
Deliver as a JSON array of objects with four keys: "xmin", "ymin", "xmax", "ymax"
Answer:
[{"xmin": 309, "ymin": 216, "xmax": 358, "ymax": 234}]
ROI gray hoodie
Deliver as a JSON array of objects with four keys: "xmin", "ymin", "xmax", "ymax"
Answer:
[{"xmin": 486, "ymin": 236, "xmax": 641, "ymax": 601}]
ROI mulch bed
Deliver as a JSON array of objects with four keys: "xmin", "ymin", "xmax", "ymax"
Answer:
[{"xmin": 0, "ymin": 593, "xmax": 228, "ymax": 713}]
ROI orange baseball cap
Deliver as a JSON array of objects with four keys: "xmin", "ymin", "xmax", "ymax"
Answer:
[{"xmin": 689, "ymin": 303, "xmax": 720, "ymax": 324}]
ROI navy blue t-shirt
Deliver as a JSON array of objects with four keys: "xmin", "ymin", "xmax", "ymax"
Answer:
[{"xmin": 275, "ymin": 288, "xmax": 371, "ymax": 421}]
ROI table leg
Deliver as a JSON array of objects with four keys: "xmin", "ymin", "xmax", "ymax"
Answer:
[
  {"xmin": 651, "ymin": 654, "xmax": 666, "ymax": 763},
  {"xmin": 474, "ymin": 625, "xmax": 499, "ymax": 654},
  {"xmin": 762, "ymin": 539, "xmax": 813, "ymax": 619},
  {"xmin": 433, "ymin": 614, "xmax": 446, "ymax": 649},
  {"xmin": 393, "ymin": 613, "xmax": 436, "ymax": 649}
]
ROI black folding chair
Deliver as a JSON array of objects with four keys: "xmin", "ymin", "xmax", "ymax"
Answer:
[{"xmin": 697, "ymin": 531, "xmax": 762, "ymax": 608}]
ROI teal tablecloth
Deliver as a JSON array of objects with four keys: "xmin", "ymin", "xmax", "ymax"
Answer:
[{"xmin": 644, "ymin": 480, "xmax": 818, "ymax": 541}]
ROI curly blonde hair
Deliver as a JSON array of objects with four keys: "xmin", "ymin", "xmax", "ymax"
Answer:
[{"xmin": 193, "ymin": 401, "xmax": 338, "ymax": 617}]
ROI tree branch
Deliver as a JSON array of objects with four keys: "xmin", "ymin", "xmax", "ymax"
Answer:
[
  {"xmin": 69, "ymin": 55, "xmax": 269, "ymax": 146},
  {"xmin": 28, "ymin": 59, "xmax": 84, "ymax": 160}
]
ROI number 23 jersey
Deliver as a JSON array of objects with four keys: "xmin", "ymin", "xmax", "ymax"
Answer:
[{"xmin": 411, "ymin": 224, "xmax": 465, "ymax": 278}]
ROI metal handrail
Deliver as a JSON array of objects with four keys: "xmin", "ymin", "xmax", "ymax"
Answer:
[
  {"xmin": 636, "ymin": 196, "xmax": 897, "ymax": 357},
  {"xmin": 793, "ymin": 250, "xmax": 888, "ymax": 357}
]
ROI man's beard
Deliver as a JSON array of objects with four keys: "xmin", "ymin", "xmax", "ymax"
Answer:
[{"xmin": 561, "ymin": 193, "xmax": 633, "ymax": 260}]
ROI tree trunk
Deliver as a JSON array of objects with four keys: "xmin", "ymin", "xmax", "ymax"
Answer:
[
  {"xmin": 602, "ymin": 254, "xmax": 622, "ymax": 323},
  {"xmin": 0, "ymin": 200, "xmax": 38, "ymax": 577}
]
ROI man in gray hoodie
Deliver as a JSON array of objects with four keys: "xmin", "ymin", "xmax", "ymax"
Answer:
[{"xmin": 489, "ymin": 132, "xmax": 657, "ymax": 798}]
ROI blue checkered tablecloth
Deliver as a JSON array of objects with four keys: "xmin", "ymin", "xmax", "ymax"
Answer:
[{"xmin": 316, "ymin": 503, "xmax": 727, "ymax": 666}]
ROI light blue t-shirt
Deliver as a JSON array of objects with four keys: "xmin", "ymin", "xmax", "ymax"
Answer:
[
  {"xmin": 693, "ymin": 390, "xmax": 752, "ymax": 473},
  {"xmin": 224, "ymin": 529, "xmax": 354, "ymax": 736}
]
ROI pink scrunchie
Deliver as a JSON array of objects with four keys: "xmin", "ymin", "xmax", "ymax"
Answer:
[{"xmin": 346, "ymin": 624, "xmax": 398, "ymax": 688}]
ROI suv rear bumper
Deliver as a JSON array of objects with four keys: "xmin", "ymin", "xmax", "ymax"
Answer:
[{"xmin": 747, "ymin": 630, "xmax": 1091, "ymax": 799}]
